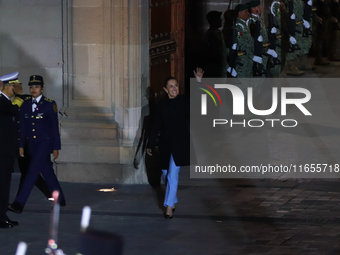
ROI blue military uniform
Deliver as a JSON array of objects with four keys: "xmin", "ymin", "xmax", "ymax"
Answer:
[
  {"xmin": 0, "ymin": 71, "xmax": 22, "ymax": 228},
  {"xmin": 10, "ymin": 75, "xmax": 65, "ymax": 212}
]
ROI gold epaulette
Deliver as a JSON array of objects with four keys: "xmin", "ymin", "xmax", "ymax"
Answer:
[
  {"xmin": 25, "ymin": 97, "xmax": 31, "ymax": 100},
  {"xmin": 312, "ymin": 7, "xmax": 317, "ymax": 11},
  {"xmin": 263, "ymin": 43, "xmax": 270, "ymax": 47},
  {"xmin": 296, "ymin": 20, "xmax": 303, "ymax": 25},
  {"xmin": 276, "ymin": 34, "xmax": 282, "ymax": 39},
  {"xmin": 238, "ymin": 51, "xmax": 246, "ymax": 56},
  {"xmin": 44, "ymin": 97, "xmax": 54, "ymax": 103}
]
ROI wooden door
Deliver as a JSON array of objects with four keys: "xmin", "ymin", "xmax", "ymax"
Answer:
[{"xmin": 149, "ymin": 0, "xmax": 185, "ymax": 103}]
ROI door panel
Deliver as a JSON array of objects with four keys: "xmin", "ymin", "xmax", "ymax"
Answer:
[{"xmin": 149, "ymin": 0, "xmax": 185, "ymax": 103}]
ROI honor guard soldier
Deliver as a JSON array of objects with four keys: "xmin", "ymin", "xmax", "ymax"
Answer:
[
  {"xmin": 285, "ymin": 0, "xmax": 305, "ymax": 75},
  {"xmin": 327, "ymin": 0, "xmax": 340, "ymax": 61},
  {"xmin": 313, "ymin": 0, "xmax": 332, "ymax": 65},
  {"xmin": 296, "ymin": 0, "xmax": 315, "ymax": 70},
  {"xmin": 233, "ymin": 3, "xmax": 254, "ymax": 80},
  {"xmin": 0, "ymin": 71, "xmax": 23, "ymax": 228},
  {"xmin": 9, "ymin": 75, "xmax": 66, "ymax": 214},
  {"xmin": 248, "ymin": 0, "xmax": 280, "ymax": 78},
  {"xmin": 268, "ymin": 0, "xmax": 290, "ymax": 76}
]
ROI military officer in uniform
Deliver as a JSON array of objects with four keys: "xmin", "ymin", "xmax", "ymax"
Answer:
[
  {"xmin": 233, "ymin": 3, "xmax": 254, "ymax": 80},
  {"xmin": 313, "ymin": 0, "xmax": 332, "ymax": 65},
  {"xmin": 0, "ymin": 72, "xmax": 23, "ymax": 228},
  {"xmin": 15, "ymin": 94, "xmax": 52, "ymax": 200},
  {"xmin": 327, "ymin": 0, "xmax": 340, "ymax": 61},
  {"xmin": 296, "ymin": 0, "xmax": 315, "ymax": 70},
  {"xmin": 269, "ymin": 0, "xmax": 290, "ymax": 76},
  {"xmin": 285, "ymin": 0, "xmax": 305, "ymax": 75},
  {"xmin": 9, "ymin": 75, "xmax": 66, "ymax": 214}
]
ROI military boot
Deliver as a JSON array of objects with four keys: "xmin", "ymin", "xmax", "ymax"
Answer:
[
  {"xmin": 285, "ymin": 60, "xmax": 305, "ymax": 76},
  {"xmin": 314, "ymin": 58, "xmax": 330, "ymax": 65}
]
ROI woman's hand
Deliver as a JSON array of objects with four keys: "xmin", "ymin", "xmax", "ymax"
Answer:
[
  {"xmin": 146, "ymin": 148, "xmax": 152, "ymax": 156},
  {"xmin": 19, "ymin": 147, "xmax": 24, "ymax": 157},
  {"xmin": 193, "ymin": 67, "xmax": 204, "ymax": 83},
  {"xmin": 53, "ymin": 150, "xmax": 59, "ymax": 160}
]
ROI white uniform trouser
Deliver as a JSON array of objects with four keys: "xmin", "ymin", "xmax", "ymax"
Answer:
[{"xmin": 162, "ymin": 155, "xmax": 180, "ymax": 208}]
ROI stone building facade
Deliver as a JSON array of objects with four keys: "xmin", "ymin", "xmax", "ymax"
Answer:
[{"xmin": 0, "ymin": 0, "xmax": 149, "ymax": 183}]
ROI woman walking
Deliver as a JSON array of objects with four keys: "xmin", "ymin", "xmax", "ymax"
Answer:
[
  {"xmin": 9, "ymin": 75, "xmax": 65, "ymax": 214},
  {"xmin": 147, "ymin": 68, "xmax": 203, "ymax": 218}
]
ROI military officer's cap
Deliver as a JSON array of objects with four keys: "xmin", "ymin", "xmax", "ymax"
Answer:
[
  {"xmin": 28, "ymin": 75, "xmax": 44, "ymax": 86},
  {"xmin": 0, "ymin": 71, "xmax": 21, "ymax": 84},
  {"xmin": 235, "ymin": 3, "xmax": 249, "ymax": 12},
  {"xmin": 247, "ymin": 0, "xmax": 261, "ymax": 8},
  {"xmin": 206, "ymin": 10, "xmax": 223, "ymax": 23}
]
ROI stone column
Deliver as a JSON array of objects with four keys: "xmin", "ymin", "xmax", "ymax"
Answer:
[{"xmin": 57, "ymin": 0, "xmax": 149, "ymax": 183}]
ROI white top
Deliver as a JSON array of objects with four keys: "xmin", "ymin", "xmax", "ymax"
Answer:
[
  {"xmin": 0, "ymin": 91, "xmax": 9, "ymax": 100},
  {"xmin": 32, "ymin": 94, "xmax": 42, "ymax": 112}
]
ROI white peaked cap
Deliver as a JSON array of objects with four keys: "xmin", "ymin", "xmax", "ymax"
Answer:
[{"xmin": 0, "ymin": 71, "xmax": 19, "ymax": 82}]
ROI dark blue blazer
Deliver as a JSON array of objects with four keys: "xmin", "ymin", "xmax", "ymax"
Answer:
[{"xmin": 19, "ymin": 96, "xmax": 61, "ymax": 155}]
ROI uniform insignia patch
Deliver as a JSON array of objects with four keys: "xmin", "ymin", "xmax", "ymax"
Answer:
[
  {"xmin": 44, "ymin": 97, "xmax": 53, "ymax": 103},
  {"xmin": 52, "ymin": 102, "xmax": 58, "ymax": 113}
]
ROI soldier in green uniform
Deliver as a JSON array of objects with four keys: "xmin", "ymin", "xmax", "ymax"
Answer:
[
  {"xmin": 269, "ymin": 0, "xmax": 290, "ymax": 76},
  {"xmin": 285, "ymin": 0, "xmax": 305, "ymax": 75},
  {"xmin": 233, "ymin": 3, "xmax": 254, "ymax": 80},
  {"xmin": 296, "ymin": 0, "xmax": 315, "ymax": 70},
  {"xmin": 327, "ymin": 0, "xmax": 340, "ymax": 61},
  {"xmin": 313, "ymin": 0, "xmax": 332, "ymax": 65},
  {"xmin": 248, "ymin": 0, "xmax": 280, "ymax": 77}
]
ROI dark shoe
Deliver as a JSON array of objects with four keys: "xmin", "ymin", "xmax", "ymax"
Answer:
[
  {"xmin": 8, "ymin": 202, "xmax": 23, "ymax": 214},
  {"xmin": 163, "ymin": 213, "xmax": 173, "ymax": 219},
  {"xmin": 0, "ymin": 220, "xmax": 13, "ymax": 229},
  {"xmin": 5, "ymin": 216, "xmax": 19, "ymax": 226},
  {"xmin": 286, "ymin": 67, "xmax": 305, "ymax": 76},
  {"xmin": 172, "ymin": 207, "xmax": 175, "ymax": 213},
  {"xmin": 6, "ymin": 220, "xmax": 18, "ymax": 226}
]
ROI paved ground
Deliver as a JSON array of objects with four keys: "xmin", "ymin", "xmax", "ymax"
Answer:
[{"xmin": 1, "ymin": 169, "xmax": 340, "ymax": 255}]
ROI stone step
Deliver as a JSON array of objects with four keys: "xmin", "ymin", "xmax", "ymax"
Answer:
[
  {"xmin": 60, "ymin": 120, "xmax": 117, "ymax": 129},
  {"xmin": 61, "ymin": 137, "xmax": 118, "ymax": 146},
  {"xmin": 60, "ymin": 126, "xmax": 117, "ymax": 140}
]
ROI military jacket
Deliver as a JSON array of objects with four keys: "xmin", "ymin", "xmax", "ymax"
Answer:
[
  {"xmin": 248, "ymin": 14, "xmax": 269, "ymax": 43},
  {"xmin": 234, "ymin": 18, "xmax": 254, "ymax": 77},
  {"xmin": 19, "ymin": 96, "xmax": 61, "ymax": 154},
  {"xmin": 0, "ymin": 93, "xmax": 20, "ymax": 156}
]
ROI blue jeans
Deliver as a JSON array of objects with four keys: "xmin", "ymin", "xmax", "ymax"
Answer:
[{"xmin": 162, "ymin": 155, "xmax": 180, "ymax": 208}]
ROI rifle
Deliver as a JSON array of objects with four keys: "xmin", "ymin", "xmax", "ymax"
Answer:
[
  {"xmin": 227, "ymin": 23, "xmax": 246, "ymax": 77},
  {"xmin": 267, "ymin": 12, "xmax": 281, "ymax": 68},
  {"xmin": 303, "ymin": 0, "xmax": 313, "ymax": 37},
  {"xmin": 253, "ymin": 20, "xmax": 267, "ymax": 76},
  {"xmin": 288, "ymin": 0, "xmax": 301, "ymax": 51}
]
